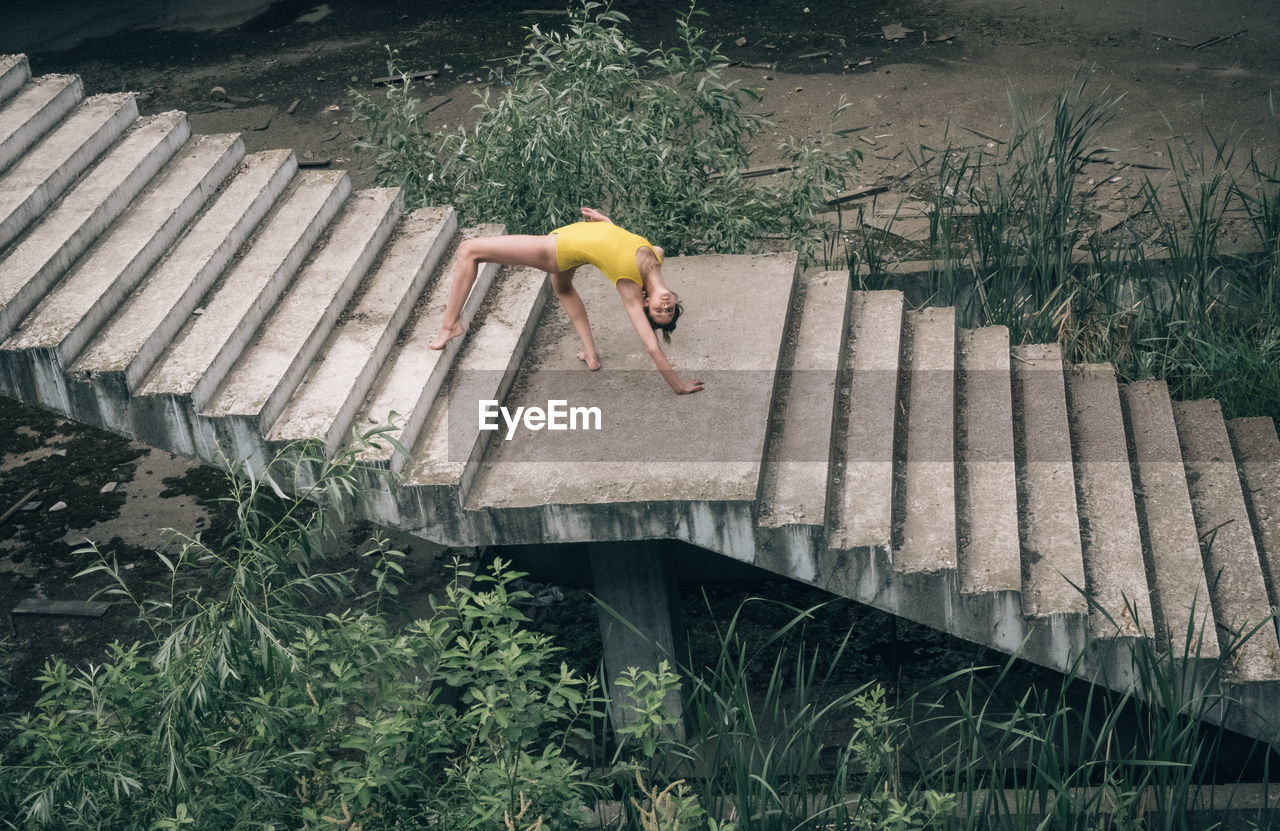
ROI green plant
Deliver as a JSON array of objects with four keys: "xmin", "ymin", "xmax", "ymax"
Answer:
[{"xmin": 350, "ymin": 1, "xmax": 857, "ymax": 260}]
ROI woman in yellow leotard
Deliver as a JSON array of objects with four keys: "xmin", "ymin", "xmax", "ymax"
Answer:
[{"xmin": 427, "ymin": 207, "xmax": 703, "ymax": 395}]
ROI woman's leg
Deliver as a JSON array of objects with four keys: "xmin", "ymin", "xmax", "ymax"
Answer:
[
  {"xmin": 549, "ymin": 268, "xmax": 601, "ymax": 370},
  {"xmin": 428, "ymin": 234, "xmax": 559, "ymax": 349}
]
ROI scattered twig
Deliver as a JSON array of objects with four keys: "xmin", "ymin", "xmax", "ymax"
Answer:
[
  {"xmin": 1191, "ymin": 29, "xmax": 1247, "ymax": 50},
  {"xmin": 372, "ymin": 69, "xmax": 439, "ymax": 85},
  {"xmin": 285, "ymin": 98, "xmax": 300, "ymax": 115},
  {"xmin": 798, "ymin": 50, "xmax": 832, "ymax": 59},
  {"xmin": 958, "ymin": 124, "xmax": 1005, "ymax": 145},
  {"xmin": 0, "ymin": 488, "xmax": 38, "ymax": 529},
  {"xmin": 826, "ymin": 184, "xmax": 890, "ymax": 206}
]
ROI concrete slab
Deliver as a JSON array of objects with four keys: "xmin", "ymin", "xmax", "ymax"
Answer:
[
  {"xmin": 829, "ymin": 289, "xmax": 903, "ymax": 551},
  {"xmin": 1173, "ymin": 399, "xmax": 1280, "ymax": 681},
  {"xmin": 67, "ymin": 148, "xmax": 297, "ymax": 432},
  {"xmin": 1227, "ymin": 417, "xmax": 1280, "ymax": 614},
  {"xmin": 756, "ymin": 271, "xmax": 849, "ymax": 583},
  {"xmin": 956, "ymin": 325, "xmax": 1019, "ymax": 595},
  {"xmin": 0, "ymin": 55, "xmax": 29, "ymax": 105},
  {"xmin": 353, "ymin": 224, "xmax": 504, "ymax": 473},
  {"xmin": 463, "ymin": 252, "xmax": 798, "ymax": 551},
  {"xmin": 201, "ymin": 187, "xmax": 405, "ymax": 452},
  {"xmin": 138, "ymin": 169, "xmax": 349, "ymax": 413},
  {"xmin": 895, "ymin": 306, "xmax": 957, "ymax": 574},
  {"xmin": 1, "ymin": 134, "xmax": 243, "ymax": 413},
  {"xmin": 1012, "ymin": 342, "xmax": 1086, "ymax": 617},
  {"xmin": 0, "ymin": 92, "xmax": 137, "ymax": 251},
  {"xmin": 1065, "ymin": 363, "xmax": 1152, "ymax": 639},
  {"xmin": 1120, "ymin": 381, "xmax": 1218, "ymax": 657},
  {"xmin": 404, "ymin": 265, "xmax": 551, "ymax": 533},
  {"xmin": 265, "ymin": 210, "xmax": 463, "ymax": 454},
  {"xmin": 0, "ymin": 109, "xmax": 187, "ymax": 339},
  {"xmin": 0, "ymin": 74, "xmax": 82, "ymax": 174}
]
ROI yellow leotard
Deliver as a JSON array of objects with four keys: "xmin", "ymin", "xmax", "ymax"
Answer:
[{"xmin": 549, "ymin": 221, "xmax": 662, "ymax": 287}]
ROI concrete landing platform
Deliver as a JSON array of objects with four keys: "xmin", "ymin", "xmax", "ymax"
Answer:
[{"xmin": 467, "ymin": 252, "xmax": 797, "ymax": 548}]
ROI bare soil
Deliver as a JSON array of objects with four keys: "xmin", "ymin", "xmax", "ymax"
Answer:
[{"xmin": 2, "ymin": 0, "xmax": 1278, "ymax": 711}]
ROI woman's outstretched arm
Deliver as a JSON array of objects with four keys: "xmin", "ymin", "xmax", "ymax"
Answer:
[
  {"xmin": 579, "ymin": 206, "xmax": 612, "ymax": 223},
  {"xmin": 618, "ymin": 288, "xmax": 703, "ymax": 395}
]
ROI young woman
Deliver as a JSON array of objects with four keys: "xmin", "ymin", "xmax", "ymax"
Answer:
[{"xmin": 427, "ymin": 207, "xmax": 704, "ymax": 395}]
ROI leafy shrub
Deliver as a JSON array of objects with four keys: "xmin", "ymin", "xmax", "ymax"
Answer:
[
  {"xmin": 350, "ymin": 1, "xmax": 857, "ymax": 258},
  {"xmin": 0, "ymin": 437, "xmax": 600, "ymax": 830}
]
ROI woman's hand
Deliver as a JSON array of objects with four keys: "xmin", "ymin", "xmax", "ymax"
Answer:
[
  {"xmin": 579, "ymin": 207, "xmax": 612, "ymax": 223},
  {"xmin": 672, "ymin": 377, "xmax": 705, "ymax": 395}
]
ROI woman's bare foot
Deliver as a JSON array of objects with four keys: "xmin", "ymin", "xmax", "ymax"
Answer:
[
  {"xmin": 576, "ymin": 350, "xmax": 601, "ymax": 371},
  {"xmin": 427, "ymin": 322, "xmax": 465, "ymax": 350}
]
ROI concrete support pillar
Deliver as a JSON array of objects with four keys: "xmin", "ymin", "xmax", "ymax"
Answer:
[{"xmin": 588, "ymin": 539, "xmax": 686, "ymax": 730}]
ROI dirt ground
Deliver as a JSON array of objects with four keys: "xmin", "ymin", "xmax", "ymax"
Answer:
[{"xmin": 2, "ymin": 0, "xmax": 1278, "ymax": 708}]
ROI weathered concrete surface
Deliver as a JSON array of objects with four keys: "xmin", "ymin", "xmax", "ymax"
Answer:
[
  {"xmin": 0, "ymin": 93, "xmax": 137, "ymax": 251},
  {"xmin": 200, "ymin": 187, "xmax": 404, "ymax": 460},
  {"xmin": 590, "ymin": 541, "xmax": 685, "ymax": 731},
  {"xmin": 1173, "ymin": 399, "xmax": 1280, "ymax": 681},
  {"xmin": 66, "ymin": 149, "xmax": 297, "ymax": 435},
  {"xmin": 462, "ymin": 252, "xmax": 797, "ymax": 555},
  {"xmin": 828, "ymin": 289, "xmax": 902, "ymax": 551},
  {"xmin": 956, "ymin": 325, "xmax": 1019, "ymax": 595},
  {"xmin": 0, "ymin": 73, "xmax": 82, "ymax": 173},
  {"xmin": 756, "ymin": 270, "xmax": 849, "ymax": 583},
  {"xmin": 1012, "ymin": 343, "xmax": 1086, "ymax": 617},
  {"xmin": 0, "ymin": 54, "xmax": 28, "ymax": 104},
  {"xmin": 264, "ymin": 208, "xmax": 462, "ymax": 456},
  {"xmin": 1065, "ymin": 363, "xmax": 1152, "ymax": 639},
  {"xmin": 895, "ymin": 306, "xmax": 957, "ymax": 574},
  {"xmin": 1, "ymin": 133, "xmax": 243, "ymax": 414},
  {"xmin": 1227, "ymin": 418, "xmax": 1280, "ymax": 614},
  {"xmin": 0, "ymin": 109, "xmax": 187, "ymax": 340},
  {"xmin": 354, "ymin": 224, "xmax": 504, "ymax": 473},
  {"xmin": 1120, "ymin": 381, "xmax": 1218, "ymax": 657}
]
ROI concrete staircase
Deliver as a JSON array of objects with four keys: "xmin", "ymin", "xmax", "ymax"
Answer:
[{"xmin": 3, "ymin": 55, "xmax": 1280, "ymax": 742}]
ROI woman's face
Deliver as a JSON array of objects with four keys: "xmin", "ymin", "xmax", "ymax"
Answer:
[{"xmin": 645, "ymin": 289, "xmax": 678, "ymax": 324}]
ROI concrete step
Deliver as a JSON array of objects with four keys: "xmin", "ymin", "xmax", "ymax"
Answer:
[
  {"xmin": 0, "ymin": 74, "xmax": 83, "ymax": 174},
  {"xmin": 0, "ymin": 93, "xmax": 138, "ymax": 251},
  {"xmin": 0, "ymin": 134, "xmax": 244, "ymax": 410},
  {"xmin": 1011, "ymin": 343, "xmax": 1086, "ymax": 617},
  {"xmin": 352, "ymin": 224, "xmax": 505, "ymax": 474},
  {"xmin": 1120, "ymin": 381, "xmax": 1219, "ymax": 658},
  {"xmin": 199, "ymin": 188, "xmax": 406, "ymax": 462},
  {"xmin": 265, "ymin": 209, "xmax": 463, "ymax": 455},
  {"xmin": 66, "ymin": 150, "xmax": 297, "ymax": 433},
  {"xmin": 1064, "ymin": 363, "xmax": 1153, "ymax": 638},
  {"xmin": 1226, "ymin": 417, "xmax": 1280, "ymax": 614},
  {"xmin": 463, "ymin": 251, "xmax": 798, "ymax": 553},
  {"xmin": 829, "ymin": 289, "xmax": 904, "ymax": 551},
  {"xmin": 0, "ymin": 55, "xmax": 30, "ymax": 104},
  {"xmin": 1172, "ymin": 399, "xmax": 1280, "ymax": 681},
  {"xmin": 0, "ymin": 109, "xmax": 187, "ymax": 339},
  {"xmin": 136, "ymin": 169, "xmax": 350, "ymax": 452},
  {"xmin": 405, "ymin": 265, "xmax": 552, "ymax": 512},
  {"xmin": 894, "ymin": 306, "xmax": 957, "ymax": 574},
  {"xmin": 956, "ymin": 325, "xmax": 1019, "ymax": 595},
  {"xmin": 756, "ymin": 270, "xmax": 851, "ymax": 582}
]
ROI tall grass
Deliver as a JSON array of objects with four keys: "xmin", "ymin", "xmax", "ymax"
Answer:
[{"xmin": 888, "ymin": 80, "xmax": 1280, "ymax": 427}]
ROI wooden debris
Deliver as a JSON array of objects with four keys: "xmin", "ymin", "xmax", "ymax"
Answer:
[
  {"xmin": 298, "ymin": 158, "xmax": 332, "ymax": 168},
  {"xmin": 826, "ymin": 185, "xmax": 890, "ymax": 206},
  {"xmin": 372, "ymin": 69, "xmax": 439, "ymax": 85},
  {"xmin": 959, "ymin": 124, "xmax": 1005, "ymax": 144},
  {"xmin": 10, "ymin": 598, "xmax": 111, "ymax": 632},
  {"xmin": 0, "ymin": 488, "xmax": 38, "ymax": 529},
  {"xmin": 285, "ymin": 98, "xmax": 300, "ymax": 115},
  {"xmin": 798, "ymin": 50, "xmax": 832, "ymax": 59},
  {"xmin": 1191, "ymin": 29, "xmax": 1247, "ymax": 50},
  {"xmin": 858, "ymin": 135, "xmax": 877, "ymax": 145}
]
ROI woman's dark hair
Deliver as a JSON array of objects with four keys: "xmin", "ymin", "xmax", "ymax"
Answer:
[{"xmin": 646, "ymin": 302, "xmax": 683, "ymax": 344}]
